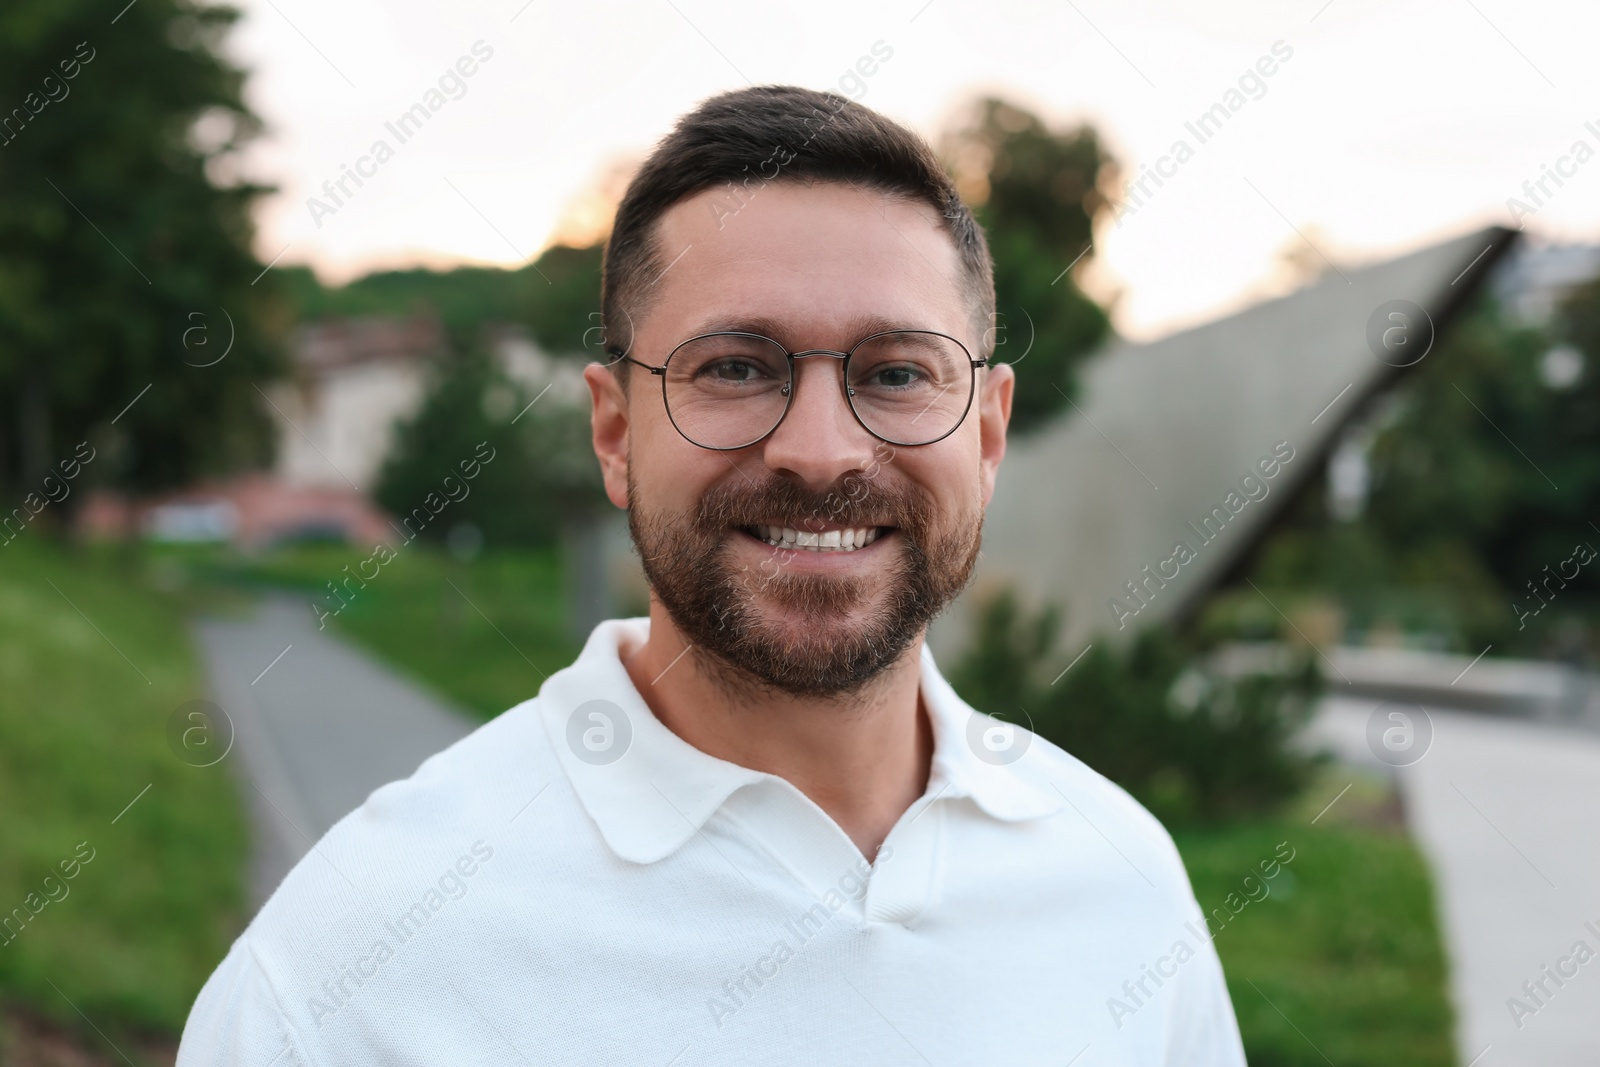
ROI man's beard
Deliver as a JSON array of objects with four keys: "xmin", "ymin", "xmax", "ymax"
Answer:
[{"xmin": 627, "ymin": 464, "xmax": 982, "ymax": 700}]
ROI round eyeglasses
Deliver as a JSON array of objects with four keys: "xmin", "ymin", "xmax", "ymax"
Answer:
[{"xmin": 606, "ymin": 329, "xmax": 986, "ymax": 450}]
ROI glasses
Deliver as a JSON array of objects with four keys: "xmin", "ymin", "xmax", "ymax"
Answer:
[{"xmin": 607, "ymin": 329, "xmax": 986, "ymax": 450}]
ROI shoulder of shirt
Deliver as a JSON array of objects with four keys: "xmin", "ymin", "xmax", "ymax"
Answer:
[
  {"xmin": 1009, "ymin": 723, "xmax": 1196, "ymax": 900},
  {"xmin": 238, "ymin": 692, "xmax": 560, "ymax": 958},
  {"xmin": 177, "ymin": 929, "xmax": 310, "ymax": 1067}
]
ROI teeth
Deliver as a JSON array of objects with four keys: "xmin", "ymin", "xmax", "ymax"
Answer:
[{"xmin": 752, "ymin": 524, "xmax": 881, "ymax": 552}]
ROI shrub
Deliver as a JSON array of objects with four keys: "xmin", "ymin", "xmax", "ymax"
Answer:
[
  {"xmin": 946, "ymin": 586, "xmax": 1324, "ymax": 824},
  {"xmin": 375, "ymin": 347, "xmax": 603, "ymax": 548}
]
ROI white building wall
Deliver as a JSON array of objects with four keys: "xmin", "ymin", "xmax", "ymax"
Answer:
[{"xmin": 270, "ymin": 359, "xmax": 430, "ymax": 491}]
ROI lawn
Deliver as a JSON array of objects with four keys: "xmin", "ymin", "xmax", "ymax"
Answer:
[
  {"xmin": 1173, "ymin": 770, "xmax": 1457, "ymax": 1066},
  {"xmin": 0, "ymin": 539, "xmax": 248, "ymax": 1058}
]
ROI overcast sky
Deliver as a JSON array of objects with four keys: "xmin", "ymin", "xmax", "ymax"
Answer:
[{"xmin": 225, "ymin": 0, "xmax": 1600, "ymax": 341}]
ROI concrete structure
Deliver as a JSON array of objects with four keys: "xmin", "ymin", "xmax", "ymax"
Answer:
[{"xmin": 926, "ymin": 225, "xmax": 1519, "ymax": 662}]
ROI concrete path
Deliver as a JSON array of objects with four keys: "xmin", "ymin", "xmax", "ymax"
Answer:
[
  {"xmin": 191, "ymin": 595, "xmax": 475, "ymax": 907},
  {"xmin": 1304, "ymin": 696, "xmax": 1600, "ymax": 1066}
]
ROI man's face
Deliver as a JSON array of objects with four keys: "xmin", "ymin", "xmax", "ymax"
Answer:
[{"xmin": 586, "ymin": 180, "xmax": 1013, "ymax": 699}]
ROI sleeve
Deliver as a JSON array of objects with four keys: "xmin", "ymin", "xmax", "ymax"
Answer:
[
  {"xmin": 176, "ymin": 934, "xmax": 309, "ymax": 1067},
  {"xmin": 1163, "ymin": 903, "xmax": 1249, "ymax": 1067}
]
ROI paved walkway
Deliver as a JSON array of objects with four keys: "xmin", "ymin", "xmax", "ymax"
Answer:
[
  {"xmin": 191, "ymin": 595, "xmax": 475, "ymax": 906},
  {"xmin": 1305, "ymin": 697, "xmax": 1600, "ymax": 1066}
]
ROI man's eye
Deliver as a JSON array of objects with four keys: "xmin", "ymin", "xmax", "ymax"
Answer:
[
  {"xmin": 868, "ymin": 365, "xmax": 922, "ymax": 388},
  {"xmin": 706, "ymin": 358, "xmax": 766, "ymax": 381}
]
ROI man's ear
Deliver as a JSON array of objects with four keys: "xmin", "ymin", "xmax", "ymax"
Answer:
[
  {"xmin": 584, "ymin": 362, "xmax": 631, "ymax": 510},
  {"xmin": 977, "ymin": 361, "xmax": 1013, "ymax": 508}
]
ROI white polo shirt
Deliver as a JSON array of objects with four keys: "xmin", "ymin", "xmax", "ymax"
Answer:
[{"xmin": 177, "ymin": 617, "xmax": 1246, "ymax": 1066}]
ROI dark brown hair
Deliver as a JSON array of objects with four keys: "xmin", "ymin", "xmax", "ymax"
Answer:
[{"xmin": 600, "ymin": 84, "xmax": 995, "ymax": 387}]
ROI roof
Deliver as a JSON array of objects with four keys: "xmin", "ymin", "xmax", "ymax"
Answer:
[{"xmin": 291, "ymin": 314, "xmax": 446, "ymax": 374}]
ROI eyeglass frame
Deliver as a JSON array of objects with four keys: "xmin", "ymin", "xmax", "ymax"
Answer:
[{"xmin": 604, "ymin": 328, "xmax": 988, "ymax": 451}]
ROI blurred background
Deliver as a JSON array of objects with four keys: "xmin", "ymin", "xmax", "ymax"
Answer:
[{"xmin": 2, "ymin": 0, "xmax": 1598, "ymax": 1064}]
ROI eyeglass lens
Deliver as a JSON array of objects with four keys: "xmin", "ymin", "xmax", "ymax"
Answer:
[{"xmin": 661, "ymin": 331, "xmax": 972, "ymax": 448}]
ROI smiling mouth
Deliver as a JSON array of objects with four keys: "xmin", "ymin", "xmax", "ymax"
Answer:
[{"xmin": 740, "ymin": 524, "xmax": 890, "ymax": 552}]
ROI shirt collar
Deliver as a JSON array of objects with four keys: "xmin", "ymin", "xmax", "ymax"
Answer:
[{"xmin": 537, "ymin": 617, "xmax": 1064, "ymax": 865}]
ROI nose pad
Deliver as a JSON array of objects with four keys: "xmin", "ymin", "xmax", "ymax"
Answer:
[{"xmin": 783, "ymin": 351, "xmax": 851, "ymax": 400}]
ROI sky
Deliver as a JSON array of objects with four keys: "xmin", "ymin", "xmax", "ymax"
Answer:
[{"xmin": 224, "ymin": 0, "xmax": 1600, "ymax": 341}]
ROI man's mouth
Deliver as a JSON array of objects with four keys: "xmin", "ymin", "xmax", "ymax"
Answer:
[{"xmin": 739, "ymin": 523, "xmax": 890, "ymax": 552}]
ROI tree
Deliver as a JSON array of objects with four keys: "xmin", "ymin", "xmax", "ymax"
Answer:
[
  {"xmin": 943, "ymin": 98, "xmax": 1116, "ymax": 434},
  {"xmin": 0, "ymin": 0, "xmax": 285, "ymax": 511},
  {"xmin": 375, "ymin": 345, "xmax": 603, "ymax": 548}
]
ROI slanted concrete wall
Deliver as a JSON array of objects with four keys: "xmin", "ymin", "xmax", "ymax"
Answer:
[{"xmin": 928, "ymin": 226, "xmax": 1517, "ymax": 664}]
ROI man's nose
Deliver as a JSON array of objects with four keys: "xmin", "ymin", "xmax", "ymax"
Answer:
[{"xmin": 758, "ymin": 354, "xmax": 880, "ymax": 491}]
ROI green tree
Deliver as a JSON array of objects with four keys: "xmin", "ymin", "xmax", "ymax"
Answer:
[
  {"xmin": 375, "ymin": 345, "xmax": 603, "ymax": 548},
  {"xmin": 0, "ymin": 0, "xmax": 284, "ymax": 509},
  {"xmin": 944, "ymin": 98, "xmax": 1115, "ymax": 434}
]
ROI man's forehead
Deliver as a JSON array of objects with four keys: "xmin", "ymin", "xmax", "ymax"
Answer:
[
  {"xmin": 643, "ymin": 181, "xmax": 967, "ymax": 343},
  {"xmin": 675, "ymin": 312, "xmax": 928, "ymax": 347}
]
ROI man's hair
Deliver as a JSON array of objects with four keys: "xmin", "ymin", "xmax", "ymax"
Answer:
[{"xmin": 600, "ymin": 84, "xmax": 995, "ymax": 389}]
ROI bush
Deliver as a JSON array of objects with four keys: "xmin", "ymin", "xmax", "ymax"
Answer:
[
  {"xmin": 946, "ymin": 587, "xmax": 1324, "ymax": 824},
  {"xmin": 375, "ymin": 347, "xmax": 604, "ymax": 548}
]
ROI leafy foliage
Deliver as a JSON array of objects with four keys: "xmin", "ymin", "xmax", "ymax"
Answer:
[
  {"xmin": 0, "ymin": 0, "xmax": 285, "ymax": 501},
  {"xmin": 374, "ymin": 346, "xmax": 603, "ymax": 548},
  {"xmin": 947, "ymin": 586, "xmax": 1323, "ymax": 824},
  {"xmin": 943, "ymin": 98, "xmax": 1115, "ymax": 434}
]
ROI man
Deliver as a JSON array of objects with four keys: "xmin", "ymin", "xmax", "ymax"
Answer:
[{"xmin": 178, "ymin": 85, "xmax": 1246, "ymax": 1065}]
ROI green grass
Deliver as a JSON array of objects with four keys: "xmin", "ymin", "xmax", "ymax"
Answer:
[
  {"xmin": 0, "ymin": 538, "xmax": 247, "ymax": 1047},
  {"xmin": 189, "ymin": 542, "xmax": 581, "ymax": 721},
  {"xmin": 1174, "ymin": 771, "xmax": 1457, "ymax": 1066}
]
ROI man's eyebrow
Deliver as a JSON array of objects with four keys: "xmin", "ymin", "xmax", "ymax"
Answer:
[{"xmin": 680, "ymin": 314, "xmax": 922, "ymax": 346}]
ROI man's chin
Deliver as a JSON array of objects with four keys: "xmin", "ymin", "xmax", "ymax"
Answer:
[
  {"xmin": 736, "ymin": 582, "xmax": 883, "ymax": 644},
  {"xmin": 680, "ymin": 561, "xmax": 912, "ymax": 697}
]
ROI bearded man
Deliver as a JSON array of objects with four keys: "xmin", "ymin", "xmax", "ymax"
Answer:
[{"xmin": 177, "ymin": 84, "xmax": 1246, "ymax": 1067}]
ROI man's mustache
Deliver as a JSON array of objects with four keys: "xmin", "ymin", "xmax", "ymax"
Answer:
[{"xmin": 690, "ymin": 473, "xmax": 929, "ymax": 535}]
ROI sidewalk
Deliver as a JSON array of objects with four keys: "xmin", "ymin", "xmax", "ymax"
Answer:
[
  {"xmin": 1305, "ymin": 696, "xmax": 1600, "ymax": 1066},
  {"xmin": 191, "ymin": 595, "xmax": 476, "ymax": 907}
]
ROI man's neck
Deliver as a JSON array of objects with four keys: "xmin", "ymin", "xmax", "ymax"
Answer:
[{"xmin": 619, "ymin": 600, "xmax": 933, "ymax": 863}]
